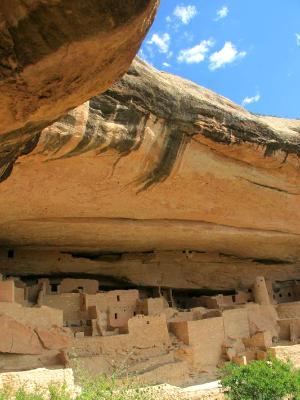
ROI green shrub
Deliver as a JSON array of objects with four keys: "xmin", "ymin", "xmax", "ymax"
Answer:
[{"xmin": 220, "ymin": 356, "xmax": 300, "ymax": 400}]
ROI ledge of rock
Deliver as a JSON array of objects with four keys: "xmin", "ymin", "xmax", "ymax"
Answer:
[
  {"xmin": 0, "ymin": 58, "xmax": 300, "ymax": 287},
  {"xmin": 0, "ymin": 0, "xmax": 158, "ymax": 144}
]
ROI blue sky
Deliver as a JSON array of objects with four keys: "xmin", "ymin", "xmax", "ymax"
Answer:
[{"xmin": 139, "ymin": 1, "xmax": 300, "ymax": 118}]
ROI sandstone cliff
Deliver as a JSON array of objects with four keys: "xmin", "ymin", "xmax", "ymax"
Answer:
[
  {"xmin": 0, "ymin": 0, "xmax": 158, "ymax": 180},
  {"xmin": 0, "ymin": 58, "xmax": 300, "ymax": 289}
]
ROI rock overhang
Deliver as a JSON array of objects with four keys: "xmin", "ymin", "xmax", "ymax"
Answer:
[{"xmin": 0, "ymin": 58, "xmax": 300, "ymax": 284}]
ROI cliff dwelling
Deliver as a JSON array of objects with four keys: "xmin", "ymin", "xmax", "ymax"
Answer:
[
  {"xmin": 0, "ymin": 0, "xmax": 300, "ymax": 392},
  {"xmin": 1, "ymin": 270, "xmax": 300, "ymax": 386},
  {"xmin": 0, "ymin": 57, "xmax": 300, "ymax": 387}
]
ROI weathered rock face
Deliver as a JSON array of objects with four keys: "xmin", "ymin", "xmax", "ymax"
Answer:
[
  {"xmin": 0, "ymin": 315, "xmax": 43, "ymax": 354},
  {"xmin": 0, "ymin": 0, "xmax": 158, "ymax": 180},
  {"xmin": 0, "ymin": 314, "xmax": 70, "ymax": 355},
  {"xmin": 0, "ymin": 58, "xmax": 300, "ymax": 289}
]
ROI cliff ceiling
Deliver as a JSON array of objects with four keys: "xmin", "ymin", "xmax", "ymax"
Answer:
[
  {"xmin": 0, "ymin": 0, "xmax": 158, "ymax": 168},
  {"xmin": 0, "ymin": 58, "xmax": 300, "ymax": 287}
]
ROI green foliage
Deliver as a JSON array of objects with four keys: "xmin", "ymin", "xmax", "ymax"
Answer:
[
  {"xmin": 0, "ymin": 384, "xmax": 72, "ymax": 400},
  {"xmin": 48, "ymin": 385, "xmax": 72, "ymax": 400},
  {"xmin": 77, "ymin": 374, "xmax": 159, "ymax": 400},
  {"xmin": 14, "ymin": 388, "xmax": 44, "ymax": 400},
  {"xmin": 220, "ymin": 356, "xmax": 300, "ymax": 400},
  {"xmin": 0, "ymin": 374, "xmax": 163, "ymax": 400}
]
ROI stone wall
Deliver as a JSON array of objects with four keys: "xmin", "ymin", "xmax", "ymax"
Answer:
[
  {"xmin": 42, "ymin": 294, "xmax": 82, "ymax": 323},
  {"xmin": 277, "ymin": 302, "xmax": 300, "ymax": 319}
]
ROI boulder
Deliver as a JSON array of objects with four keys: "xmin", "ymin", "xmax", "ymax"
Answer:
[
  {"xmin": 0, "ymin": 368, "xmax": 76, "ymax": 394},
  {"xmin": 35, "ymin": 327, "xmax": 71, "ymax": 350},
  {"xmin": 0, "ymin": 315, "xmax": 42, "ymax": 354}
]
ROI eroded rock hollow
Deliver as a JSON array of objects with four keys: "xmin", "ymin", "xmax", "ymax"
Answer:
[
  {"xmin": 1, "ymin": 56, "xmax": 300, "ymax": 386},
  {"xmin": 0, "ymin": 58, "xmax": 299, "ymax": 289}
]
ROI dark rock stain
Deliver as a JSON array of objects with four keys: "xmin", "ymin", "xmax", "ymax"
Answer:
[
  {"xmin": 237, "ymin": 177, "xmax": 300, "ymax": 196},
  {"xmin": 0, "ymin": 122, "xmax": 44, "ymax": 182},
  {"xmin": 40, "ymin": 114, "xmax": 76, "ymax": 155},
  {"xmin": 1, "ymin": 58, "xmax": 300, "ymax": 189},
  {"xmin": 136, "ymin": 128, "xmax": 188, "ymax": 192}
]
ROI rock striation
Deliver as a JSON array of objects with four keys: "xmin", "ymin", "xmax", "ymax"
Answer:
[
  {"xmin": 0, "ymin": 58, "xmax": 300, "ymax": 288},
  {"xmin": 0, "ymin": 0, "xmax": 158, "ymax": 180}
]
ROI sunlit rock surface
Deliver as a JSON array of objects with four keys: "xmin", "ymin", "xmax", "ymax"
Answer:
[
  {"xmin": 0, "ymin": 0, "xmax": 158, "ymax": 180},
  {"xmin": 0, "ymin": 59, "xmax": 300, "ymax": 288}
]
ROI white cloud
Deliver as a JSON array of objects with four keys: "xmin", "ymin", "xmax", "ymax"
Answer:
[
  {"xmin": 162, "ymin": 62, "xmax": 171, "ymax": 68},
  {"xmin": 242, "ymin": 93, "xmax": 261, "ymax": 106},
  {"xmin": 296, "ymin": 33, "xmax": 300, "ymax": 46},
  {"xmin": 147, "ymin": 33, "xmax": 170, "ymax": 53},
  {"xmin": 209, "ymin": 41, "xmax": 246, "ymax": 70},
  {"xmin": 177, "ymin": 39, "xmax": 215, "ymax": 64},
  {"xmin": 137, "ymin": 48, "xmax": 154, "ymax": 66},
  {"xmin": 183, "ymin": 31, "xmax": 194, "ymax": 42},
  {"xmin": 215, "ymin": 6, "xmax": 229, "ymax": 21},
  {"xmin": 138, "ymin": 48, "xmax": 148, "ymax": 61},
  {"xmin": 173, "ymin": 5, "xmax": 197, "ymax": 24}
]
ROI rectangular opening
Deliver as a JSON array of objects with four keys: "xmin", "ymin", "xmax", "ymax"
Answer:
[
  {"xmin": 51, "ymin": 283, "xmax": 58, "ymax": 293},
  {"xmin": 114, "ymin": 313, "xmax": 118, "ymax": 319},
  {"xmin": 7, "ymin": 249, "xmax": 14, "ymax": 258}
]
